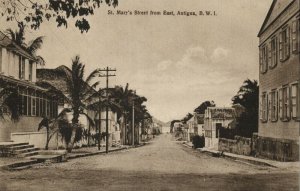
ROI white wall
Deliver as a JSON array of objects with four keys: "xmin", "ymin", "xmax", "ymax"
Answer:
[{"xmin": 0, "ymin": 48, "xmax": 36, "ymax": 82}]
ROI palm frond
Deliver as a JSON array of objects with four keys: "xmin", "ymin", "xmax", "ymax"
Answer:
[{"xmin": 27, "ymin": 36, "xmax": 44, "ymax": 54}]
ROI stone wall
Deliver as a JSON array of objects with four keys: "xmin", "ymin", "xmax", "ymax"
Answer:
[
  {"xmin": 218, "ymin": 136, "xmax": 252, "ymax": 156},
  {"xmin": 256, "ymin": 136, "xmax": 299, "ymax": 161}
]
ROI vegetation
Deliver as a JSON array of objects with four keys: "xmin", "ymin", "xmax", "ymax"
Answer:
[
  {"xmin": 232, "ymin": 79, "xmax": 259, "ymax": 138},
  {"xmin": 5, "ymin": 22, "xmax": 45, "ymax": 65},
  {"xmin": 0, "ymin": 84, "xmax": 21, "ymax": 121},
  {"xmin": 194, "ymin": 100, "xmax": 215, "ymax": 114},
  {"xmin": 192, "ymin": 135, "xmax": 205, "ymax": 149},
  {"xmin": 110, "ymin": 84, "xmax": 151, "ymax": 145},
  {"xmin": 38, "ymin": 108, "xmax": 71, "ymax": 150},
  {"xmin": 38, "ymin": 56, "xmax": 99, "ymax": 152},
  {"xmin": 1, "ymin": 0, "xmax": 118, "ymax": 33}
]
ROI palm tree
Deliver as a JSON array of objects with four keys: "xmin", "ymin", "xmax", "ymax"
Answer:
[
  {"xmin": 5, "ymin": 22, "xmax": 45, "ymax": 66},
  {"xmin": 63, "ymin": 56, "xmax": 100, "ymax": 152},
  {"xmin": 38, "ymin": 108, "xmax": 71, "ymax": 150},
  {"xmin": 110, "ymin": 84, "xmax": 133, "ymax": 145},
  {"xmin": 37, "ymin": 56, "xmax": 100, "ymax": 152}
]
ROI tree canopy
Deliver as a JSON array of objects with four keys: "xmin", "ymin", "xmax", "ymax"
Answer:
[
  {"xmin": 232, "ymin": 79, "xmax": 259, "ymax": 138},
  {"xmin": 1, "ymin": 0, "xmax": 119, "ymax": 33},
  {"xmin": 194, "ymin": 100, "xmax": 215, "ymax": 114}
]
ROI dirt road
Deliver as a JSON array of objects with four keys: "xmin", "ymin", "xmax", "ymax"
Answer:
[{"xmin": 0, "ymin": 134, "xmax": 298, "ymax": 191}]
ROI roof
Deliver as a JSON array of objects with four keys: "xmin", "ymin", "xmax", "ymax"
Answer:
[
  {"xmin": 37, "ymin": 66, "xmax": 71, "ymax": 94},
  {"xmin": 258, "ymin": 0, "xmax": 296, "ymax": 37},
  {"xmin": 207, "ymin": 107, "xmax": 235, "ymax": 120},
  {"xmin": 0, "ymin": 74, "xmax": 46, "ymax": 92},
  {"xmin": 0, "ymin": 31, "xmax": 36, "ymax": 60},
  {"xmin": 195, "ymin": 114, "xmax": 204, "ymax": 124}
]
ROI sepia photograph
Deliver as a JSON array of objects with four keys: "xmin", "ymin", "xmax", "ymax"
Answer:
[{"xmin": 0, "ymin": 0, "xmax": 299, "ymax": 190}]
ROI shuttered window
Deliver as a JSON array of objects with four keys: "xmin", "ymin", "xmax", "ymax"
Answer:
[
  {"xmin": 291, "ymin": 83, "xmax": 298, "ymax": 119},
  {"xmin": 280, "ymin": 27, "xmax": 290, "ymax": 62},
  {"xmin": 292, "ymin": 20, "xmax": 298, "ymax": 53},
  {"xmin": 260, "ymin": 92, "xmax": 268, "ymax": 122},
  {"xmin": 260, "ymin": 45, "xmax": 268, "ymax": 73},
  {"xmin": 270, "ymin": 90, "xmax": 278, "ymax": 122},
  {"xmin": 269, "ymin": 37, "xmax": 278, "ymax": 69},
  {"xmin": 280, "ymin": 86, "xmax": 290, "ymax": 121}
]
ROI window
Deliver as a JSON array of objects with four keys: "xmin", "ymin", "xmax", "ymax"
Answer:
[
  {"xmin": 23, "ymin": 93, "xmax": 28, "ymax": 115},
  {"xmin": 18, "ymin": 56, "xmax": 25, "ymax": 79},
  {"xmin": 29, "ymin": 62, "xmax": 33, "ymax": 81},
  {"xmin": 291, "ymin": 83, "xmax": 299, "ymax": 119},
  {"xmin": 46, "ymin": 100, "xmax": 50, "ymax": 118},
  {"xmin": 31, "ymin": 91, "xmax": 36, "ymax": 116},
  {"xmin": 260, "ymin": 92, "xmax": 268, "ymax": 122},
  {"xmin": 269, "ymin": 37, "xmax": 278, "ymax": 68},
  {"xmin": 260, "ymin": 45, "xmax": 268, "ymax": 73},
  {"xmin": 292, "ymin": 20, "xmax": 298, "ymax": 53},
  {"xmin": 36, "ymin": 93, "xmax": 40, "ymax": 117},
  {"xmin": 269, "ymin": 90, "xmax": 278, "ymax": 122},
  {"xmin": 279, "ymin": 27, "xmax": 290, "ymax": 61},
  {"xmin": 279, "ymin": 86, "xmax": 290, "ymax": 121}
]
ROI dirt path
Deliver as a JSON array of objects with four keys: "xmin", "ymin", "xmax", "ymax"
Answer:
[{"xmin": 0, "ymin": 134, "xmax": 298, "ymax": 191}]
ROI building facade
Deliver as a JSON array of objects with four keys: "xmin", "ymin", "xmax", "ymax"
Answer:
[
  {"xmin": 0, "ymin": 31, "xmax": 58, "ymax": 148},
  {"xmin": 204, "ymin": 107, "xmax": 235, "ymax": 149},
  {"xmin": 258, "ymin": 0, "xmax": 300, "ymax": 161},
  {"xmin": 186, "ymin": 113, "xmax": 205, "ymax": 142}
]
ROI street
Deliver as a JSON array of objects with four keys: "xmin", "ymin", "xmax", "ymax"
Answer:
[{"xmin": 0, "ymin": 134, "xmax": 298, "ymax": 191}]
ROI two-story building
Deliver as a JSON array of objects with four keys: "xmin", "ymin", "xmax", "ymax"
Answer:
[
  {"xmin": 257, "ymin": 0, "xmax": 300, "ymax": 161},
  {"xmin": 0, "ymin": 31, "xmax": 59, "ymax": 148}
]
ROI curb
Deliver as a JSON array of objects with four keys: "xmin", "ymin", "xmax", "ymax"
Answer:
[
  {"xmin": 1, "ymin": 160, "xmax": 43, "ymax": 171},
  {"xmin": 67, "ymin": 147, "xmax": 127, "ymax": 160},
  {"xmin": 199, "ymin": 150, "xmax": 277, "ymax": 168},
  {"xmin": 68, "ymin": 143, "xmax": 147, "ymax": 160},
  {"xmin": 182, "ymin": 142, "xmax": 277, "ymax": 168}
]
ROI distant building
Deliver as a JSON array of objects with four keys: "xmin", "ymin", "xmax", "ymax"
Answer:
[
  {"xmin": 186, "ymin": 113, "xmax": 205, "ymax": 142},
  {"xmin": 257, "ymin": 0, "xmax": 300, "ymax": 161},
  {"xmin": 0, "ymin": 31, "xmax": 59, "ymax": 148},
  {"xmin": 204, "ymin": 107, "xmax": 235, "ymax": 149}
]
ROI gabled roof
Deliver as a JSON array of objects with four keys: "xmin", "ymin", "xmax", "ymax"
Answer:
[
  {"xmin": 0, "ymin": 31, "xmax": 36, "ymax": 60},
  {"xmin": 258, "ymin": 0, "xmax": 296, "ymax": 37}
]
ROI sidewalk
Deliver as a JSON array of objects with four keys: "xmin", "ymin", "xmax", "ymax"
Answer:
[
  {"xmin": 0, "ymin": 143, "xmax": 147, "ymax": 170},
  {"xmin": 67, "ymin": 145, "xmax": 131, "ymax": 159},
  {"xmin": 182, "ymin": 142, "xmax": 300, "ymax": 170}
]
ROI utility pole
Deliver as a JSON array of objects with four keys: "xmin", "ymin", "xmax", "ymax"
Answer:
[
  {"xmin": 132, "ymin": 93, "xmax": 135, "ymax": 146},
  {"xmin": 98, "ymin": 88, "xmax": 101, "ymax": 150},
  {"xmin": 99, "ymin": 67, "xmax": 116, "ymax": 153}
]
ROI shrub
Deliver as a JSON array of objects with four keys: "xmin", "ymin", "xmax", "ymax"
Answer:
[{"xmin": 192, "ymin": 135, "xmax": 205, "ymax": 149}]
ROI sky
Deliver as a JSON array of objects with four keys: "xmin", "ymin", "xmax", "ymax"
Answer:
[{"xmin": 0, "ymin": 0, "xmax": 273, "ymax": 122}]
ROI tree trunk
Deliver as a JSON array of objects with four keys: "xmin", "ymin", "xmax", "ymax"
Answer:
[
  {"xmin": 45, "ymin": 127, "xmax": 49, "ymax": 150},
  {"xmin": 66, "ymin": 128, "xmax": 77, "ymax": 153},
  {"xmin": 67, "ymin": 108, "xmax": 81, "ymax": 153}
]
